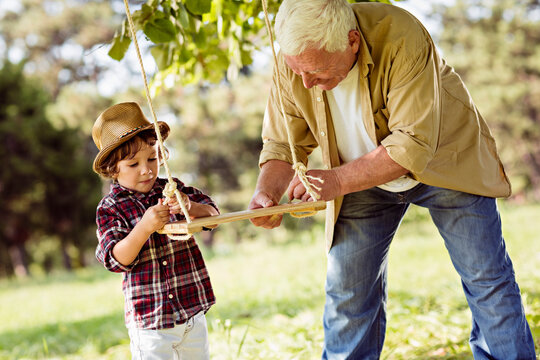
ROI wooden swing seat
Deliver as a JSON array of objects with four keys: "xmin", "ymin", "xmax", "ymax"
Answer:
[
  {"xmin": 121, "ymin": 0, "xmax": 326, "ymax": 241},
  {"xmin": 158, "ymin": 200, "xmax": 326, "ymax": 235}
]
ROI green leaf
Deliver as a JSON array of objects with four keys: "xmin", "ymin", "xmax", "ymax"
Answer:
[
  {"xmin": 185, "ymin": 0, "xmax": 212, "ymax": 15},
  {"xmin": 177, "ymin": 3, "xmax": 190, "ymax": 29},
  {"xmin": 150, "ymin": 44, "xmax": 171, "ymax": 70},
  {"xmin": 143, "ymin": 18, "xmax": 177, "ymax": 43},
  {"xmin": 108, "ymin": 33, "xmax": 131, "ymax": 61},
  {"xmin": 192, "ymin": 27, "xmax": 207, "ymax": 47}
]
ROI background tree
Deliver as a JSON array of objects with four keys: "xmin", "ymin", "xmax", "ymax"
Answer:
[
  {"xmin": 0, "ymin": 0, "xmax": 135, "ymax": 277},
  {"xmin": 434, "ymin": 0, "xmax": 540, "ymax": 200},
  {"xmin": 0, "ymin": 0, "xmax": 121, "ymax": 97},
  {"xmin": 0, "ymin": 62, "xmax": 102, "ymax": 277},
  {"xmin": 6, "ymin": 0, "xmax": 539, "ymax": 276}
]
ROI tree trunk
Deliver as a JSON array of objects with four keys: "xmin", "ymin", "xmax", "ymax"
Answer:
[
  {"xmin": 60, "ymin": 238, "xmax": 73, "ymax": 271},
  {"xmin": 8, "ymin": 243, "xmax": 29, "ymax": 278}
]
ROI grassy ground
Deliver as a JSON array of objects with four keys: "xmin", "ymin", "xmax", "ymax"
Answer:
[{"xmin": 0, "ymin": 202, "xmax": 538, "ymax": 359}]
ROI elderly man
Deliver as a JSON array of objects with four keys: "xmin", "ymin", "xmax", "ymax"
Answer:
[{"xmin": 248, "ymin": 0, "xmax": 535, "ymax": 359}]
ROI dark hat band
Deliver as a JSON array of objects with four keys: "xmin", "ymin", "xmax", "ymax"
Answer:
[{"xmin": 120, "ymin": 125, "xmax": 146, "ymax": 138}]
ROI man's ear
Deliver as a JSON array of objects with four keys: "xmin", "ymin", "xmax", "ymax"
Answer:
[{"xmin": 348, "ymin": 30, "xmax": 360, "ymax": 53}]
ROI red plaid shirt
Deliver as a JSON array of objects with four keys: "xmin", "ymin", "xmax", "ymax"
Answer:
[{"xmin": 95, "ymin": 177, "xmax": 217, "ymax": 330}]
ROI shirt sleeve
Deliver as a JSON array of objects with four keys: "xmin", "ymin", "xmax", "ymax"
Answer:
[
  {"xmin": 174, "ymin": 178, "xmax": 219, "ymax": 217},
  {"xmin": 380, "ymin": 30, "xmax": 442, "ymax": 174},
  {"xmin": 95, "ymin": 199, "xmax": 139, "ymax": 272},
  {"xmin": 259, "ymin": 56, "xmax": 318, "ymax": 167}
]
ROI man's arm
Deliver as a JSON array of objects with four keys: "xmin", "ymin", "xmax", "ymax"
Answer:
[
  {"xmin": 249, "ymin": 159, "xmax": 295, "ymax": 228},
  {"xmin": 288, "ymin": 145, "xmax": 409, "ymax": 202}
]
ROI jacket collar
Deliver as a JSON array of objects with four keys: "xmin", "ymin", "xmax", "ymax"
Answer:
[{"xmin": 356, "ymin": 25, "xmax": 374, "ymax": 78}]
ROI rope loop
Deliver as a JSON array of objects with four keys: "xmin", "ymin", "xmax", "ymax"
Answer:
[
  {"xmin": 122, "ymin": 0, "xmax": 191, "ymax": 224},
  {"xmin": 162, "ymin": 181, "xmax": 177, "ymax": 204},
  {"xmin": 292, "ymin": 162, "xmax": 324, "ymax": 201},
  {"xmin": 261, "ymin": 0, "xmax": 325, "ymax": 204},
  {"xmin": 167, "ymin": 233, "xmax": 193, "ymax": 241}
]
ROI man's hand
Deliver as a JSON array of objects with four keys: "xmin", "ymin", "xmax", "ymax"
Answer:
[
  {"xmin": 247, "ymin": 160, "xmax": 295, "ymax": 229},
  {"xmin": 248, "ymin": 190, "xmax": 283, "ymax": 229},
  {"xmin": 287, "ymin": 169, "xmax": 342, "ymax": 202}
]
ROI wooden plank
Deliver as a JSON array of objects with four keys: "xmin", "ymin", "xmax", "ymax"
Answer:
[{"xmin": 158, "ymin": 200, "xmax": 326, "ymax": 235}]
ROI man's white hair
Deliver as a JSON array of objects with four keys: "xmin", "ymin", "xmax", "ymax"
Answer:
[{"xmin": 275, "ymin": 0, "xmax": 357, "ymax": 56}]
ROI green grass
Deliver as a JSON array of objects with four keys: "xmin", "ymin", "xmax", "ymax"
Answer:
[{"xmin": 0, "ymin": 202, "xmax": 538, "ymax": 359}]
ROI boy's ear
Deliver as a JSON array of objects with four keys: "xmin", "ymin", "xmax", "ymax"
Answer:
[{"xmin": 111, "ymin": 166, "xmax": 119, "ymax": 180}]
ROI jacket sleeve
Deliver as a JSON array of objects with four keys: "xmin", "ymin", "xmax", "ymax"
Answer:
[
  {"xmin": 259, "ymin": 55, "xmax": 318, "ymax": 167},
  {"xmin": 380, "ymin": 28, "xmax": 442, "ymax": 174}
]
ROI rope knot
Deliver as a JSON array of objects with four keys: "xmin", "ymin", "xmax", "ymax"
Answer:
[
  {"xmin": 292, "ymin": 162, "xmax": 307, "ymax": 173},
  {"xmin": 163, "ymin": 181, "xmax": 177, "ymax": 200},
  {"xmin": 291, "ymin": 162, "xmax": 324, "ymax": 201}
]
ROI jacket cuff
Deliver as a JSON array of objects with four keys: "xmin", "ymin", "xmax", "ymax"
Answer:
[{"xmin": 381, "ymin": 131, "xmax": 434, "ymax": 174}]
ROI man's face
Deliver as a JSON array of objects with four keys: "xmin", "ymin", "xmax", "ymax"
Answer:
[{"xmin": 284, "ymin": 30, "xmax": 360, "ymax": 91}]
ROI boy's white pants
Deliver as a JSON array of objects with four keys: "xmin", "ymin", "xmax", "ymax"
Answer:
[{"xmin": 128, "ymin": 312, "xmax": 209, "ymax": 360}]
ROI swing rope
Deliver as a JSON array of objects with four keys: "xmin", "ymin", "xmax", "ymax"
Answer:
[
  {"xmin": 260, "ymin": 0, "xmax": 324, "ymax": 205},
  {"xmin": 119, "ymin": 0, "xmax": 325, "ymax": 237},
  {"xmin": 122, "ymin": 0, "xmax": 192, "ymax": 240}
]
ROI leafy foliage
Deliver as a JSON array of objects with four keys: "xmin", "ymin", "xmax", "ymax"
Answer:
[{"xmin": 107, "ymin": 0, "xmax": 398, "ymax": 86}]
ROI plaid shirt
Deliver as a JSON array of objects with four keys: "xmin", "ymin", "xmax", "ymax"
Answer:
[{"xmin": 95, "ymin": 177, "xmax": 217, "ymax": 330}]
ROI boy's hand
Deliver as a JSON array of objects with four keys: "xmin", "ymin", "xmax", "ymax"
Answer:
[
  {"xmin": 166, "ymin": 193, "xmax": 218, "ymax": 220},
  {"xmin": 140, "ymin": 199, "xmax": 171, "ymax": 233},
  {"xmin": 167, "ymin": 193, "xmax": 191, "ymax": 214}
]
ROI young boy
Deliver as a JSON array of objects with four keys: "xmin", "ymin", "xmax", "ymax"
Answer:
[{"xmin": 92, "ymin": 102, "xmax": 219, "ymax": 359}]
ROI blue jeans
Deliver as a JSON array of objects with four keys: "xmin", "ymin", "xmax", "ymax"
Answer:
[{"xmin": 322, "ymin": 184, "xmax": 535, "ymax": 360}]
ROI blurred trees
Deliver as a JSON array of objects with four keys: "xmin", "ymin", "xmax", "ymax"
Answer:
[
  {"xmin": 0, "ymin": 62, "xmax": 101, "ymax": 277},
  {"xmin": 1, "ymin": 0, "xmax": 539, "ymax": 277},
  {"xmin": 0, "ymin": 0, "xmax": 120, "ymax": 97},
  {"xmin": 0, "ymin": 0, "xmax": 121, "ymax": 277},
  {"xmin": 434, "ymin": 0, "xmax": 540, "ymax": 200}
]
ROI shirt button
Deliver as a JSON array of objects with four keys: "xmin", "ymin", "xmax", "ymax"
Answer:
[
  {"xmin": 162, "ymin": 261, "xmax": 167, "ymax": 266},
  {"xmin": 320, "ymin": 131, "xmax": 326, "ymax": 137},
  {"xmin": 316, "ymin": 97, "xmax": 322, "ymax": 102},
  {"xmin": 168, "ymin": 294, "xmax": 173, "ymax": 299}
]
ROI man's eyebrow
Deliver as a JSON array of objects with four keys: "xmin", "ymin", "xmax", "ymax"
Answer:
[{"xmin": 305, "ymin": 68, "xmax": 325, "ymax": 74}]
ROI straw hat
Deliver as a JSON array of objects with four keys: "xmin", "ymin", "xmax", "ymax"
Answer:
[{"xmin": 92, "ymin": 102, "xmax": 170, "ymax": 174}]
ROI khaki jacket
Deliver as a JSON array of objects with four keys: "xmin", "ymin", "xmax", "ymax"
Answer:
[{"xmin": 259, "ymin": 3, "xmax": 511, "ymax": 251}]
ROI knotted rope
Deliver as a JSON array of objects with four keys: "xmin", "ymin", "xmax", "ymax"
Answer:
[
  {"xmin": 122, "ymin": 0, "xmax": 192, "ymax": 240},
  {"xmin": 260, "ymin": 0, "xmax": 324, "ymax": 204}
]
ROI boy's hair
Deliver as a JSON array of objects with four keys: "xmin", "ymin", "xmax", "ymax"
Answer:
[{"xmin": 96, "ymin": 129, "xmax": 170, "ymax": 179}]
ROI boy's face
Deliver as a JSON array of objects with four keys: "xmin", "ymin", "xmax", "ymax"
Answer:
[{"xmin": 115, "ymin": 142, "xmax": 159, "ymax": 193}]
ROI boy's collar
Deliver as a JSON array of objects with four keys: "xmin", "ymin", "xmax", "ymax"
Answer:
[{"xmin": 111, "ymin": 178, "xmax": 165, "ymax": 199}]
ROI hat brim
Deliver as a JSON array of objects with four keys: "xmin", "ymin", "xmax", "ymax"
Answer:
[{"xmin": 93, "ymin": 121, "xmax": 170, "ymax": 174}]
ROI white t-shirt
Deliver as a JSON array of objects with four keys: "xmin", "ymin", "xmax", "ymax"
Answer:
[{"xmin": 326, "ymin": 63, "xmax": 419, "ymax": 192}]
